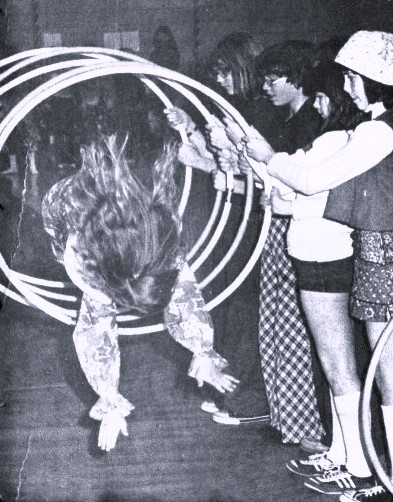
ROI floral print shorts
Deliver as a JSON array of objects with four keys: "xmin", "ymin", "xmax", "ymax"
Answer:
[{"xmin": 351, "ymin": 230, "xmax": 393, "ymax": 322}]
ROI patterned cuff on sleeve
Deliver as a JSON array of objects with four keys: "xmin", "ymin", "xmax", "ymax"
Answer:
[{"xmin": 89, "ymin": 393, "xmax": 135, "ymax": 421}]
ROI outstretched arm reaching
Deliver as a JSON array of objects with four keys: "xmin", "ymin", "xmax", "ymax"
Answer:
[
  {"xmin": 164, "ymin": 260, "xmax": 239, "ymax": 393},
  {"xmin": 72, "ymin": 294, "xmax": 134, "ymax": 452}
]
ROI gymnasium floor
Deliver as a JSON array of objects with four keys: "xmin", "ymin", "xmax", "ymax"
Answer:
[{"xmin": 0, "ymin": 167, "xmax": 376, "ymax": 502}]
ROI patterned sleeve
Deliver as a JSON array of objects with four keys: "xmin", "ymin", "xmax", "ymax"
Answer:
[
  {"xmin": 164, "ymin": 261, "xmax": 228, "ymax": 381},
  {"xmin": 72, "ymin": 294, "xmax": 134, "ymax": 421}
]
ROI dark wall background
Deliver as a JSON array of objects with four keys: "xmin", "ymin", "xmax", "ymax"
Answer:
[
  {"xmin": 246, "ymin": 0, "xmax": 393, "ymax": 47},
  {"xmin": 3, "ymin": 0, "xmax": 393, "ymax": 74}
]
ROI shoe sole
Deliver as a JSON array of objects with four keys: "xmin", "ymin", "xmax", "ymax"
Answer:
[
  {"xmin": 213, "ymin": 414, "xmax": 270, "ymax": 425},
  {"xmin": 304, "ymin": 479, "xmax": 374, "ymax": 496},
  {"xmin": 305, "ymin": 476, "xmax": 375, "ymax": 496}
]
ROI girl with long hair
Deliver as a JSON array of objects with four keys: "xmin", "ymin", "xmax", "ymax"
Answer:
[{"xmin": 42, "ymin": 134, "xmax": 238, "ymax": 451}]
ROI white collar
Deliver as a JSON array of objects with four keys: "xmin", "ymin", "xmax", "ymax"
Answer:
[{"xmin": 366, "ymin": 102, "xmax": 387, "ymax": 119}]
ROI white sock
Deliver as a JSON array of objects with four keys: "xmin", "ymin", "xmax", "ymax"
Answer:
[
  {"xmin": 334, "ymin": 392, "xmax": 372, "ymax": 478},
  {"xmin": 326, "ymin": 390, "xmax": 346, "ymax": 465},
  {"xmin": 381, "ymin": 405, "xmax": 393, "ymax": 481}
]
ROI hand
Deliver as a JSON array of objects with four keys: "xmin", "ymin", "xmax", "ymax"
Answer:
[
  {"xmin": 267, "ymin": 187, "xmax": 293, "ymax": 216},
  {"xmin": 237, "ymin": 153, "xmax": 252, "ymax": 175},
  {"xmin": 98, "ymin": 409, "xmax": 129, "ymax": 452},
  {"xmin": 216, "ymin": 149, "xmax": 240, "ymax": 173},
  {"xmin": 212, "ymin": 170, "xmax": 226, "ymax": 192},
  {"xmin": 244, "ymin": 135, "xmax": 275, "ymax": 163},
  {"xmin": 223, "ymin": 117, "xmax": 245, "ymax": 146},
  {"xmin": 197, "ymin": 365, "xmax": 240, "ymax": 394},
  {"xmin": 164, "ymin": 107, "xmax": 194, "ymax": 131},
  {"xmin": 207, "ymin": 124, "xmax": 233, "ymax": 151}
]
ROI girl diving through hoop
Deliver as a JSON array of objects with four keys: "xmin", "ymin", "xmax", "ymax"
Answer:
[{"xmin": 42, "ymin": 134, "xmax": 239, "ymax": 451}]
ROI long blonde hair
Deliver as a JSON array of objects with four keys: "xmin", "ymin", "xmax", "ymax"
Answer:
[{"xmin": 63, "ymin": 134, "xmax": 181, "ymax": 313}]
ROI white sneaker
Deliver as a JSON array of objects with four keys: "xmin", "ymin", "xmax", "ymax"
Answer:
[
  {"xmin": 339, "ymin": 485, "xmax": 392, "ymax": 501},
  {"xmin": 305, "ymin": 467, "xmax": 375, "ymax": 496},
  {"xmin": 212, "ymin": 410, "xmax": 270, "ymax": 425}
]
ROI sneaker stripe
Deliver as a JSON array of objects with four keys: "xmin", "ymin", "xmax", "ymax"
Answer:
[
  {"xmin": 316, "ymin": 471, "xmax": 356, "ymax": 488},
  {"xmin": 305, "ymin": 470, "xmax": 375, "ymax": 496},
  {"xmin": 339, "ymin": 485, "xmax": 387, "ymax": 501}
]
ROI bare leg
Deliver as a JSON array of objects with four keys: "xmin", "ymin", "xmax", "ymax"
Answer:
[
  {"xmin": 328, "ymin": 389, "xmax": 346, "ymax": 465},
  {"xmin": 300, "ymin": 291, "xmax": 371, "ymax": 477},
  {"xmin": 300, "ymin": 291, "xmax": 360, "ymax": 395}
]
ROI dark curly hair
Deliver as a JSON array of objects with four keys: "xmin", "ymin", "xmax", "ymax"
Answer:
[
  {"xmin": 60, "ymin": 135, "xmax": 181, "ymax": 314},
  {"xmin": 255, "ymin": 40, "xmax": 316, "ymax": 92}
]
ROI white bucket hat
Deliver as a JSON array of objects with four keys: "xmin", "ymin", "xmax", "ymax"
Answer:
[{"xmin": 335, "ymin": 30, "xmax": 393, "ymax": 85}]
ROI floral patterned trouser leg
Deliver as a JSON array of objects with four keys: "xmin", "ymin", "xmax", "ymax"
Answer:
[
  {"xmin": 73, "ymin": 294, "xmax": 134, "ymax": 421},
  {"xmin": 165, "ymin": 262, "xmax": 228, "ymax": 380}
]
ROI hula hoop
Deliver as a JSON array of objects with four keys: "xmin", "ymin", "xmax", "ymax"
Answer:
[
  {"xmin": 0, "ymin": 48, "xmax": 273, "ymax": 335},
  {"xmin": 0, "ymin": 50, "xmax": 251, "ymax": 269},
  {"xmin": 198, "ymin": 169, "xmax": 254, "ymax": 288},
  {"xmin": 361, "ymin": 318, "xmax": 393, "ymax": 495},
  {"xmin": 0, "ymin": 47, "xmax": 230, "ymax": 257},
  {"xmin": 0, "ymin": 60, "xmax": 231, "ymax": 277},
  {"xmin": 1, "ymin": 62, "xmax": 242, "ymax": 252},
  {"xmin": 190, "ymin": 169, "xmax": 234, "ymax": 273}
]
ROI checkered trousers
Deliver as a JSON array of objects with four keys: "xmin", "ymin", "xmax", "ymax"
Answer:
[{"xmin": 259, "ymin": 216, "xmax": 325, "ymax": 443}]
